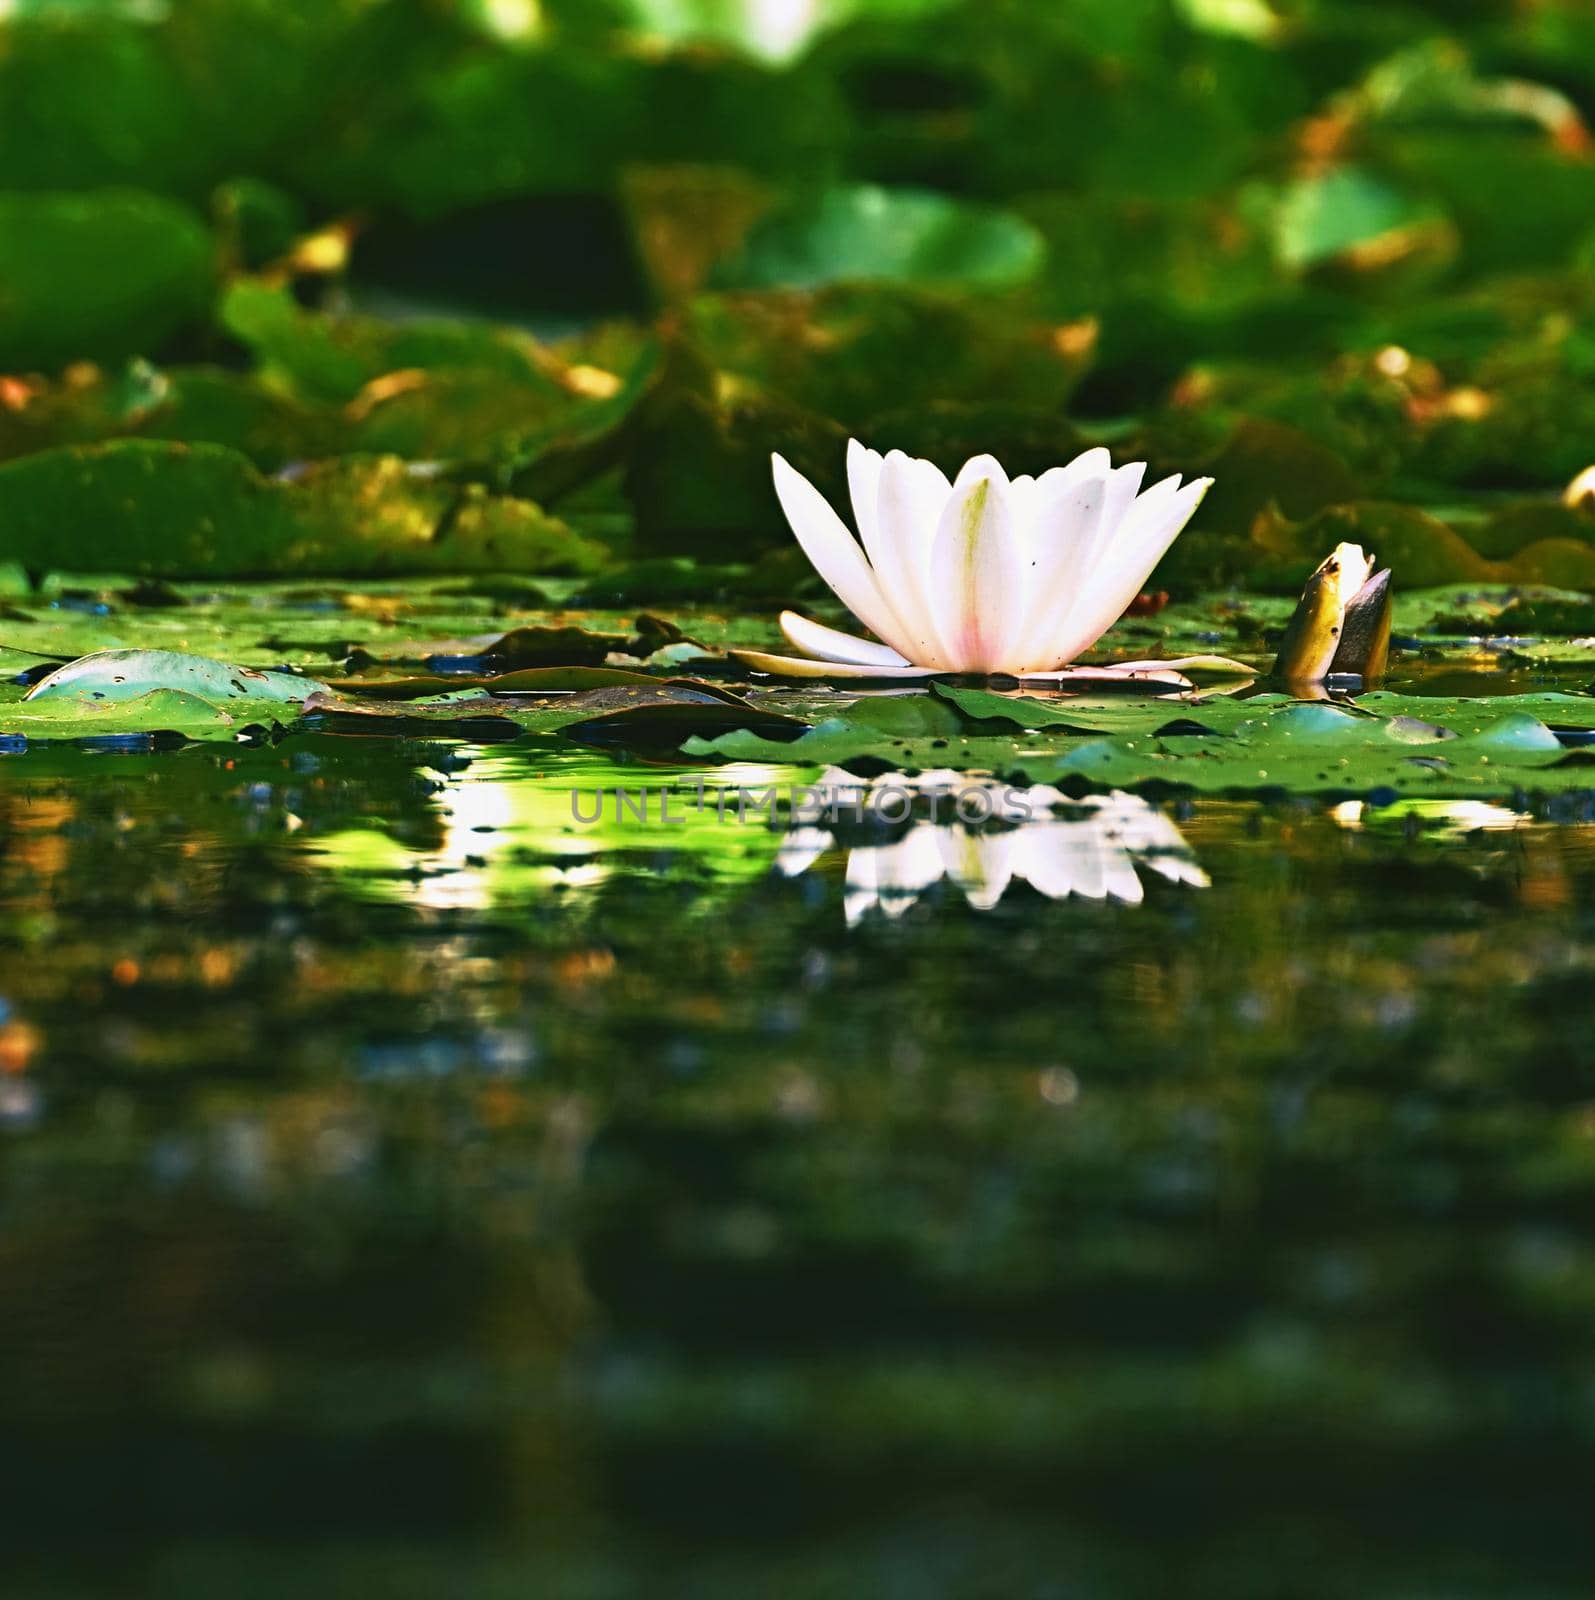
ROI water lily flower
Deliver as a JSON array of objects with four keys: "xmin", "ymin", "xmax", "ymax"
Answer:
[
  {"xmin": 735, "ymin": 441, "xmax": 1247, "ymax": 684},
  {"xmin": 775, "ymin": 771, "xmax": 1207, "ymax": 924}
]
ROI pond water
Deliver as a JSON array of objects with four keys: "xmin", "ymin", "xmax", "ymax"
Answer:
[{"xmin": 4, "ymin": 706, "xmax": 1595, "ymax": 1597}]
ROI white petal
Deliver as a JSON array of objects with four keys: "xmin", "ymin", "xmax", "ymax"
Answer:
[
  {"xmin": 1104, "ymin": 653, "xmax": 1251, "ymax": 679},
  {"xmin": 779, "ymin": 610, "xmax": 908, "ymax": 666},
  {"xmin": 953, "ymin": 452, "xmax": 1011, "ymax": 492},
  {"xmin": 1031, "ymin": 447, "xmax": 1113, "ymax": 502},
  {"xmin": 927, "ymin": 469, "xmax": 1024, "ymax": 672},
  {"xmin": 1042, "ymin": 478, "xmax": 1212, "ymax": 667},
  {"xmin": 771, "ymin": 453, "xmax": 912, "ymax": 655},
  {"xmin": 1006, "ymin": 471, "xmax": 1107, "ymax": 669},
  {"xmin": 846, "ymin": 439, "xmax": 885, "ymax": 550},
  {"xmin": 1100, "ymin": 460, "xmax": 1149, "ymax": 537},
  {"xmin": 1010, "ymin": 461, "xmax": 1151, "ymax": 670},
  {"xmin": 729, "ymin": 649, "xmax": 936, "ymax": 681},
  {"xmin": 873, "ymin": 450, "xmax": 954, "ymax": 667}
]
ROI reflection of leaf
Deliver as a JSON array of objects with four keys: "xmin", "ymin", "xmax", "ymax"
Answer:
[
  {"xmin": 0, "ymin": 190, "xmax": 213, "ymax": 368},
  {"xmin": 715, "ymin": 185, "xmax": 1046, "ymax": 292},
  {"xmin": 0, "ymin": 442, "xmax": 602, "ymax": 579}
]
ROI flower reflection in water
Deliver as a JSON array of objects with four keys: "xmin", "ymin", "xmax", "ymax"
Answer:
[{"xmin": 776, "ymin": 770, "xmax": 1208, "ymax": 924}]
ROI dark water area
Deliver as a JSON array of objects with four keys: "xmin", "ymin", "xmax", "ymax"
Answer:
[{"xmin": 3, "ymin": 730, "xmax": 1595, "ymax": 1598}]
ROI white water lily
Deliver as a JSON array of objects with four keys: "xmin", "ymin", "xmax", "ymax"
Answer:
[
  {"xmin": 735, "ymin": 441, "xmax": 1239, "ymax": 684},
  {"xmin": 776, "ymin": 771, "xmax": 1208, "ymax": 924}
]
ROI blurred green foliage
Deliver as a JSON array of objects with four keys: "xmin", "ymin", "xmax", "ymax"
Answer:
[{"xmin": 4, "ymin": 0, "xmax": 1595, "ymax": 587}]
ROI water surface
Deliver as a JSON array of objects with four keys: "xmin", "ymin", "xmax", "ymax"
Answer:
[{"xmin": 3, "ymin": 730, "xmax": 1594, "ymax": 1597}]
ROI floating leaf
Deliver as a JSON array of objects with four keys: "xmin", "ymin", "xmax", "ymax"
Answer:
[
  {"xmin": 0, "ymin": 687, "xmax": 297, "ymax": 745},
  {"xmin": 24, "ymin": 648, "xmax": 326, "ymax": 705},
  {"xmin": 304, "ymin": 678, "xmax": 811, "ymax": 749}
]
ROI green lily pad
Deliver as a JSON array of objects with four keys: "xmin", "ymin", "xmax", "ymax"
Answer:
[
  {"xmin": 0, "ymin": 645, "xmax": 328, "ymax": 744},
  {"xmin": 715, "ymin": 185, "xmax": 1046, "ymax": 293},
  {"xmin": 23, "ymin": 647, "xmax": 326, "ymax": 705},
  {"xmin": 0, "ymin": 442, "xmax": 602, "ymax": 579},
  {"xmin": 221, "ymin": 278, "xmax": 570, "ymax": 408},
  {"xmin": 1271, "ymin": 166, "xmax": 1454, "ymax": 274},
  {"xmin": 0, "ymin": 686, "xmax": 299, "ymax": 744},
  {"xmin": 683, "ymin": 683, "xmax": 1595, "ymax": 801},
  {"xmin": 1024, "ymin": 703, "xmax": 1588, "ymax": 797},
  {"xmin": 305, "ymin": 679, "xmax": 810, "ymax": 748},
  {"xmin": 0, "ymin": 362, "xmax": 329, "ymax": 472},
  {"xmin": 0, "ymin": 190, "xmax": 213, "ymax": 368}
]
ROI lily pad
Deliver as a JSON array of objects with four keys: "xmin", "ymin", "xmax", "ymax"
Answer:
[
  {"xmin": 221, "ymin": 278, "xmax": 571, "ymax": 408},
  {"xmin": 0, "ymin": 442, "xmax": 602, "ymax": 579},
  {"xmin": 304, "ymin": 678, "xmax": 811, "ymax": 749},
  {"xmin": 714, "ymin": 185, "xmax": 1047, "ymax": 293},
  {"xmin": 23, "ymin": 647, "xmax": 326, "ymax": 705},
  {"xmin": 0, "ymin": 687, "xmax": 299, "ymax": 745},
  {"xmin": 0, "ymin": 646, "xmax": 329, "ymax": 744},
  {"xmin": 0, "ymin": 190, "xmax": 213, "ymax": 368}
]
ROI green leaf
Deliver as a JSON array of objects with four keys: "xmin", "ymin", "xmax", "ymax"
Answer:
[
  {"xmin": 24, "ymin": 647, "xmax": 325, "ymax": 705},
  {"xmin": 220, "ymin": 279, "xmax": 567, "ymax": 407},
  {"xmin": 0, "ymin": 361, "xmax": 327, "ymax": 471},
  {"xmin": 0, "ymin": 190, "xmax": 213, "ymax": 368},
  {"xmin": 715, "ymin": 185, "xmax": 1046, "ymax": 292},
  {"xmin": 1270, "ymin": 166, "xmax": 1453, "ymax": 273},
  {"xmin": 0, "ymin": 646, "xmax": 328, "ymax": 744},
  {"xmin": 0, "ymin": 442, "xmax": 603, "ymax": 579},
  {"xmin": 0, "ymin": 686, "xmax": 298, "ymax": 744}
]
